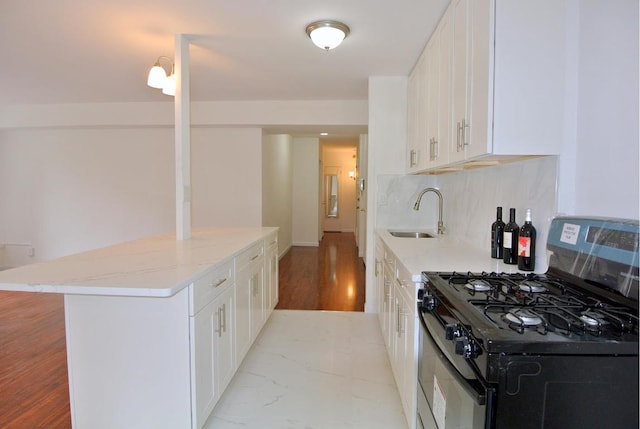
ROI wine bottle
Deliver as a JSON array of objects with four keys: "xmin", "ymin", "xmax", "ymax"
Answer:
[
  {"xmin": 518, "ymin": 209, "xmax": 537, "ymax": 271},
  {"xmin": 503, "ymin": 208, "xmax": 519, "ymax": 265},
  {"xmin": 491, "ymin": 207, "xmax": 505, "ymax": 259}
]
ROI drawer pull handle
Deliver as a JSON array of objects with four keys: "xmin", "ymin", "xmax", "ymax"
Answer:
[
  {"xmin": 249, "ymin": 254, "xmax": 260, "ymax": 261},
  {"xmin": 211, "ymin": 278, "xmax": 226, "ymax": 288}
]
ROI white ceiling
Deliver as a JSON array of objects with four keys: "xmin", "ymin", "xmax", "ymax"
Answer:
[{"xmin": 1, "ymin": 0, "xmax": 449, "ymax": 137}]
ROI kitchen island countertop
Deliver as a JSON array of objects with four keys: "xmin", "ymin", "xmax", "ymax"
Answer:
[{"xmin": 0, "ymin": 227, "xmax": 278, "ymax": 297}]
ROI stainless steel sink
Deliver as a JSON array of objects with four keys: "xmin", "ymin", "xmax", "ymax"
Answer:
[{"xmin": 388, "ymin": 231, "xmax": 434, "ymax": 238}]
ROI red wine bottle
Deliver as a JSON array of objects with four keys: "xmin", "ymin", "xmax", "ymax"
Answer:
[
  {"xmin": 503, "ymin": 208, "xmax": 519, "ymax": 265},
  {"xmin": 518, "ymin": 209, "xmax": 536, "ymax": 271},
  {"xmin": 491, "ymin": 207, "xmax": 505, "ymax": 259}
]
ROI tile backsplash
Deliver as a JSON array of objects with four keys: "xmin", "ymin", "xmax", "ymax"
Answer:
[{"xmin": 376, "ymin": 156, "xmax": 558, "ymax": 271}]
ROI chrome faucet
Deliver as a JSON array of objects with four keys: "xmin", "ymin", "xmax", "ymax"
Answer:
[{"xmin": 413, "ymin": 188, "xmax": 446, "ymax": 235}]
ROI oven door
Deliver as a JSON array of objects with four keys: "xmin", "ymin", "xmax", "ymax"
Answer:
[{"xmin": 418, "ymin": 308, "xmax": 487, "ymax": 429}]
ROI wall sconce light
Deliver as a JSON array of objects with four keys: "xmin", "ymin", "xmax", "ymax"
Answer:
[
  {"xmin": 147, "ymin": 56, "xmax": 175, "ymax": 96},
  {"xmin": 305, "ymin": 20, "xmax": 350, "ymax": 51}
]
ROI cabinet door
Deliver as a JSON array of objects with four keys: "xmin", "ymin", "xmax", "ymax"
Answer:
[
  {"xmin": 407, "ymin": 52, "xmax": 428, "ymax": 172},
  {"xmin": 383, "ymin": 261, "xmax": 395, "ymax": 350},
  {"xmin": 450, "ymin": 0, "xmax": 469, "ymax": 165},
  {"xmin": 436, "ymin": 9, "xmax": 452, "ymax": 167},
  {"xmin": 424, "ymin": 36, "xmax": 440, "ymax": 168},
  {"xmin": 465, "ymin": 0, "xmax": 492, "ymax": 159},
  {"xmin": 400, "ymin": 292, "xmax": 417, "ymax": 427},
  {"xmin": 250, "ymin": 262, "xmax": 265, "ymax": 340},
  {"xmin": 191, "ymin": 300, "xmax": 218, "ymax": 429},
  {"xmin": 235, "ymin": 266, "xmax": 253, "ymax": 366},
  {"xmin": 215, "ymin": 286, "xmax": 235, "ymax": 396},
  {"xmin": 266, "ymin": 240, "xmax": 278, "ymax": 314}
]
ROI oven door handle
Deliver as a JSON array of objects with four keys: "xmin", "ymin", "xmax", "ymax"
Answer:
[{"xmin": 419, "ymin": 309, "xmax": 487, "ymax": 406}]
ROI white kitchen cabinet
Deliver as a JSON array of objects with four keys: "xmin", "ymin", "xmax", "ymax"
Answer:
[
  {"xmin": 191, "ymin": 275, "xmax": 234, "ymax": 429},
  {"xmin": 235, "ymin": 241, "xmax": 265, "ymax": 366},
  {"xmin": 412, "ymin": 0, "xmax": 567, "ymax": 173},
  {"xmin": 407, "ymin": 6, "xmax": 452, "ymax": 172},
  {"xmin": 407, "ymin": 51, "xmax": 428, "ymax": 172},
  {"xmin": 375, "ymin": 239, "xmax": 385, "ymax": 332},
  {"xmin": 376, "ymin": 236, "xmax": 419, "ymax": 429},
  {"xmin": 426, "ymin": 8, "xmax": 452, "ymax": 169},
  {"xmin": 382, "ymin": 243, "xmax": 396, "ymax": 350},
  {"xmin": 265, "ymin": 233, "xmax": 279, "ymax": 317},
  {"xmin": 395, "ymin": 262, "xmax": 418, "ymax": 429}
]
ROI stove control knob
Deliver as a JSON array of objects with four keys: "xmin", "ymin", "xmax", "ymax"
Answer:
[
  {"xmin": 422, "ymin": 295, "xmax": 437, "ymax": 312},
  {"xmin": 454, "ymin": 337, "xmax": 479, "ymax": 359},
  {"xmin": 445, "ymin": 324, "xmax": 462, "ymax": 340}
]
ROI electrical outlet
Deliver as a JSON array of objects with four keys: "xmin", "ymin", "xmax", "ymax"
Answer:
[
  {"xmin": 28, "ymin": 247, "xmax": 35, "ymax": 257},
  {"xmin": 379, "ymin": 194, "xmax": 388, "ymax": 205}
]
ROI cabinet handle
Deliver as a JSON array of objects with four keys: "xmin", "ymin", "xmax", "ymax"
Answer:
[
  {"xmin": 434, "ymin": 138, "xmax": 438, "ymax": 160},
  {"xmin": 410, "ymin": 149, "xmax": 417, "ymax": 167},
  {"xmin": 210, "ymin": 277, "xmax": 226, "ymax": 288},
  {"xmin": 215, "ymin": 308, "xmax": 222, "ymax": 338},
  {"xmin": 249, "ymin": 253, "xmax": 260, "ymax": 261},
  {"xmin": 462, "ymin": 118, "xmax": 469, "ymax": 147},
  {"xmin": 396, "ymin": 302, "xmax": 401, "ymax": 336},
  {"xmin": 221, "ymin": 303, "xmax": 226, "ymax": 334}
]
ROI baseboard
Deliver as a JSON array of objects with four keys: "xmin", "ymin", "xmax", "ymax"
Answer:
[{"xmin": 292, "ymin": 241, "xmax": 319, "ymax": 247}]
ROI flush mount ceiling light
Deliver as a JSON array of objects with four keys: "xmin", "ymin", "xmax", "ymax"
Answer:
[
  {"xmin": 305, "ymin": 20, "xmax": 350, "ymax": 51},
  {"xmin": 147, "ymin": 56, "xmax": 175, "ymax": 96}
]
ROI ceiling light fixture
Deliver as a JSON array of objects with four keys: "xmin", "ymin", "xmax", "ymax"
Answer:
[
  {"xmin": 147, "ymin": 56, "xmax": 175, "ymax": 96},
  {"xmin": 305, "ymin": 20, "xmax": 350, "ymax": 51}
]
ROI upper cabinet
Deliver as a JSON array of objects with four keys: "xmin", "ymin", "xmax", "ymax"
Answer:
[{"xmin": 408, "ymin": 0, "xmax": 567, "ymax": 173}]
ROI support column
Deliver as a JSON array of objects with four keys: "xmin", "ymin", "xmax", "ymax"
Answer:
[{"xmin": 175, "ymin": 34, "xmax": 191, "ymax": 240}]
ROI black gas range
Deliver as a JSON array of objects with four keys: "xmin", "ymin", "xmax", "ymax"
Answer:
[{"xmin": 416, "ymin": 217, "xmax": 639, "ymax": 429}]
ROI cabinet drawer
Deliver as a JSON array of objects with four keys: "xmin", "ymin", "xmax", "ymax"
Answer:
[
  {"xmin": 190, "ymin": 259, "xmax": 234, "ymax": 315},
  {"xmin": 395, "ymin": 261, "xmax": 418, "ymax": 310},
  {"xmin": 265, "ymin": 233, "xmax": 278, "ymax": 253},
  {"xmin": 383, "ymin": 247, "xmax": 396, "ymax": 273},
  {"xmin": 236, "ymin": 241, "xmax": 264, "ymax": 270}
]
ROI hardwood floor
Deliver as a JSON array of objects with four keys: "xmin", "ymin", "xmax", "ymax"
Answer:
[
  {"xmin": 276, "ymin": 232, "xmax": 366, "ymax": 311},
  {"xmin": 0, "ymin": 232, "xmax": 364, "ymax": 427},
  {"xmin": 0, "ymin": 291, "xmax": 71, "ymax": 428}
]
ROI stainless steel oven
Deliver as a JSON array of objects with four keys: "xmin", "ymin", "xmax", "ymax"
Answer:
[
  {"xmin": 416, "ymin": 217, "xmax": 639, "ymax": 429},
  {"xmin": 417, "ymin": 307, "xmax": 486, "ymax": 429}
]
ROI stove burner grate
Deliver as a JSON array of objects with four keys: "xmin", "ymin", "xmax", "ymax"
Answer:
[
  {"xmin": 519, "ymin": 280, "xmax": 548, "ymax": 293},
  {"xmin": 465, "ymin": 279, "xmax": 492, "ymax": 292}
]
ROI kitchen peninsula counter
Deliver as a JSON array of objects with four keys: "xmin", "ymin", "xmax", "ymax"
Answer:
[
  {"xmin": 0, "ymin": 227, "xmax": 279, "ymax": 429},
  {"xmin": 0, "ymin": 227, "xmax": 277, "ymax": 296}
]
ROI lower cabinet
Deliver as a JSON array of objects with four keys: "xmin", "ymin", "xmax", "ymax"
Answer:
[
  {"xmin": 266, "ymin": 234, "xmax": 279, "ymax": 316},
  {"xmin": 235, "ymin": 241, "xmax": 265, "ymax": 366},
  {"xmin": 376, "ymin": 237, "xmax": 419, "ymax": 429},
  {"xmin": 191, "ymin": 282, "xmax": 234, "ymax": 429}
]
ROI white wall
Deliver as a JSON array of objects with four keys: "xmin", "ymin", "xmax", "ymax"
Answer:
[
  {"xmin": 292, "ymin": 137, "xmax": 320, "ymax": 246},
  {"xmin": 0, "ymin": 128, "xmax": 174, "ymax": 264},
  {"xmin": 568, "ymin": 0, "xmax": 639, "ymax": 219},
  {"xmin": 0, "ymin": 126, "xmax": 263, "ymax": 266},
  {"xmin": 191, "ymin": 127, "xmax": 263, "ymax": 228},
  {"xmin": 262, "ymin": 134, "xmax": 293, "ymax": 257}
]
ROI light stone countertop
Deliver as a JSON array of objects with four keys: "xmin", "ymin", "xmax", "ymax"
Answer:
[
  {"xmin": 0, "ymin": 227, "xmax": 277, "ymax": 297},
  {"xmin": 377, "ymin": 228, "xmax": 537, "ymax": 283}
]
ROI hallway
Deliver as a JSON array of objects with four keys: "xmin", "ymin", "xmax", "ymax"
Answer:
[{"xmin": 276, "ymin": 232, "xmax": 366, "ymax": 311}]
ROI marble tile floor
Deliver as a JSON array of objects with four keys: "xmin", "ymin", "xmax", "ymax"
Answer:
[{"xmin": 205, "ymin": 310, "xmax": 408, "ymax": 429}]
